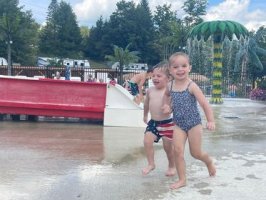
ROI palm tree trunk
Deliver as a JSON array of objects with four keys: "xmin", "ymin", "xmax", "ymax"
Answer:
[{"xmin": 210, "ymin": 34, "xmax": 223, "ymax": 104}]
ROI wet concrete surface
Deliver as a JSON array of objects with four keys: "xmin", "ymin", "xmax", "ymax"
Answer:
[{"xmin": 0, "ymin": 98, "xmax": 266, "ymax": 200}]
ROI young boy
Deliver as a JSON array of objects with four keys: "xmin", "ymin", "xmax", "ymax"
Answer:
[
  {"xmin": 128, "ymin": 68, "xmax": 153, "ymax": 104},
  {"xmin": 142, "ymin": 61, "xmax": 176, "ymax": 176}
]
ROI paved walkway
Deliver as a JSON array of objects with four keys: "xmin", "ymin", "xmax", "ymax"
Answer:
[{"xmin": 0, "ymin": 99, "xmax": 266, "ymax": 200}]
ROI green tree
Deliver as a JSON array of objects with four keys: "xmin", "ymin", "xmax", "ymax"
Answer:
[
  {"xmin": 134, "ymin": 0, "xmax": 157, "ymax": 64},
  {"xmin": 38, "ymin": 0, "xmax": 59, "ymax": 56},
  {"xmin": 84, "ymin": 17, "xmax": 111, "ymax": 60},
  {"xmin": 0, "ymin": 0, "xmax": 39, "ymax": 71},
  {"xmin": 39, "ymin": 0, "xmax": 82, "ymax": 58},
  {"xmin": 109, "ymin": 0, "xmax": 137, "ymax": 48},
  {"xmin": 86, "ymin": 0, "xmax": 157, "ymax": 64},
  {"xmin": 55, "ymin": 1, "xmax": 82, "ymax": 58},
  {"xmin": 85, "ymin": 1, "xmax": 138, "ymax": 61},
  {"xmin": 105, "ymin": 44, "xmax": 140, "ymax": 84},
  {"xmin": 12, "ymin": 11, "xmax": 39, "ymax": 65},
  {"xmin": 153, "ymin": 4, "xmax": 180, "ymax": 60},
  {"xmin": 182, "ymin": 0, "xmax": 207, "ymax": 27}
]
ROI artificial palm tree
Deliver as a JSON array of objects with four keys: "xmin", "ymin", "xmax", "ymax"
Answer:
[
  {"xmin": 188, "ymin": 20, "xmax": 249, "ymax": 103},
  {"xmin": 235, "ymin": 37, "xmax": 266, "ymax": 72},
  {"xmin": 105, "ymin": 44, "xmax": 140, "ymax": 84}
]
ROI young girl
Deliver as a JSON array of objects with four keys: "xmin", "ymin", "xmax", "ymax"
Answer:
[{"xmin": 163, "ymin": 52, "xmax": 216, "ymax": 190}]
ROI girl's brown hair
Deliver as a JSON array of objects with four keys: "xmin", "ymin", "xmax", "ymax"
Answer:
[{"xmin": 169, "ymin": 52, "xmax": 190, "ymax": 66}]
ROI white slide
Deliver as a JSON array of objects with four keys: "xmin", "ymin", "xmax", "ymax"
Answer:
[{"xmin": 104, "ymin": 84, "xmax": 146, "ymax": 127}]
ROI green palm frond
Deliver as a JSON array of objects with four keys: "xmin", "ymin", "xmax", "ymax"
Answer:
[
  {"xmin": 209, "ymin": 21, "xmax": 219, "ymax": 34},
  {"xmin": 218, "ymin": 21, "xmax": 226, "ymax": 33},
  {"xmin": 200, "ymin": 22, "xmax": 209, "ymax": 34},
  {"xmin": 188, "ymin": 20, "xmax": 249, "ymax": 41}
]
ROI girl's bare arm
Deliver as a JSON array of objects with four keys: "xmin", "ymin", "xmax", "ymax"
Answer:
[
  {"xmin": 162, "ymin": 85, "xmax": 172, "ymax": 114},
  {"xmin": 190, "ymin": 83, "xmax": 215, "ymax": 130}
]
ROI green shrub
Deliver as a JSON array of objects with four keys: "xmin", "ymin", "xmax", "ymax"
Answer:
[{"xmin": 257, "ymin": 79, "xmax": 266, "ymax": 89}]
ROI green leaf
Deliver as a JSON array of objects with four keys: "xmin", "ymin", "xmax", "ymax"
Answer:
[
  {"xmin": 229, "ymin": 21, "xmax": 249, "ymax": 38},
  {"xmin": 226, "ymin": 21, "xmax": 235, "ymax": 35},
  {"xmin": 200, "ymin": 22, "xmax": 210, "ymax": 34},
  {"xmin": 189, "ymin": 23, "xmax": 202, "ymax": 38},
  {"xmin": 203, "ymin": 29, "xmax": 211, "ymax": 41},
  {"xmin": 210, "ymin": 22, "xmax": 219, "ymax": 34},
  {"xmin": 218, "ymin": 21, "xmax": 226, "ymax": 33}
]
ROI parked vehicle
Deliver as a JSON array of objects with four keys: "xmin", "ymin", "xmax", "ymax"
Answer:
[
  {"xmin": 37, "ymin": 57, "xmax": 90, "ymax": 68},
  {"xmin": 63, "ymin": 59, "xmax": 90, "ymax": 68},
  {"xmin": 111, "ymin": 62, "xmax": 148, "ymax": 71}
]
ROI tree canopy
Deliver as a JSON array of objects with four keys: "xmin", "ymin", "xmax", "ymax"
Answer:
[{"xmin": 38, "ymin": 0, "xmax": 82, "ymax": 58}]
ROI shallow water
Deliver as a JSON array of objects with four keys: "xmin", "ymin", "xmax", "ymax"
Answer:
[{"xmin": 0, "ymin": 98, "xmax": 265, "ymax": 200}]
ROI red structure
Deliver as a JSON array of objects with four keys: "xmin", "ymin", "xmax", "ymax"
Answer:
[{"xmin": 0, "ymin": 77, "xmax": 107, "ymax": 120}]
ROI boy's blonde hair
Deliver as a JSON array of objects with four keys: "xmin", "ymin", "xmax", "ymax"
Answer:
[
  {"xmin": 152, "ymin": 60, "xmax": 170, "ymax": 76},
  {"xmin": 169, "ymin": 52, "xmax": 190, "ymax": 66}
]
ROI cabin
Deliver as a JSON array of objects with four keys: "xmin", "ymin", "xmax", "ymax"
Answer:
[{"xmin": 37, "ymin": 57, "xmax": 90, "ymax": 68}]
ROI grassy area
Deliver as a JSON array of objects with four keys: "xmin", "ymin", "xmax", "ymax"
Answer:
[{"xmin": 88, "ymin": 59, "xmax": 109, "ymax": 69}]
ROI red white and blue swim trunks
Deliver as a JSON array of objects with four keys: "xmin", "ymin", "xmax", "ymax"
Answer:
[{"xmin": 145, "ymin": 118, "xmax": 174, "ymax": 143}]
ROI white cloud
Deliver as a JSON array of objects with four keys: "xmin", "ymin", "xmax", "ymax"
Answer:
[
  {"xmin": 73, "ymin": 0, "xmax": 265, "ymax": 30},
  {"xmin": 204, "ymin": 0, "xmax": 266, "ymax": 31},
  {"xmin": 73, "ymin": 0, "xmax": 118, "ymax": 26},
  {"xmin": 74, "ymin": 0, "xmax": 185, "ymax": 26}
]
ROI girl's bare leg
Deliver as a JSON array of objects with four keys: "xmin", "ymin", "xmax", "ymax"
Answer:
[
  {"xmin": 188, "ymin": 125, "xmax": 216, "ymax": 176},
  {"xmin": 142, "ymin": 132, "xmax": 156, "ymax": 175},
  {"xmin": 170, "ymin": 127, "xmax": 188, "ymax": 189},
  {"xmin": 162, "ymin": 137, "xmax": 176, "ymax": 176}
]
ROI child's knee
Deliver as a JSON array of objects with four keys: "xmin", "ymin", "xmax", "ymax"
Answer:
[
  {"xmin": 173, "ymin": 147, "xmax": 184, "ymax": 157},
  {"xmin": 190, "ymin": 151, "xmax": 202, "ymax": 159}
]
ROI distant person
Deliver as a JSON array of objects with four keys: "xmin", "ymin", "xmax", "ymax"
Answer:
[
  {"xmin": 162, "ymin": 52, "xmax": 216, "ymax": 190},
  {"xmin": 99, "ymin": 78, "xmax": 104, "ymax": 83},
  {"xmin": 55, "ymin": 71, "xmax": 61, "ymax": 80},
  {"xmin": 87, "ymin": 74, "xmax": 94, "ymax": 82},
  {"xmin": 128, "ymin": 68, "xmax": 153, "ymax": 104},
  {"xmin": 228, "ymin": 84, "xmax": 237, "ymax": 97},
  {"xmin": 65, "ymin": 65, "xmax": 71, "ymax": 80},
  {"xmin": 142, "ymin": 61, "xmax": 175, "ymax": 176},
  {"xmin": 109, "ymin": 77, "xmax": 117, "ymax": 86}
]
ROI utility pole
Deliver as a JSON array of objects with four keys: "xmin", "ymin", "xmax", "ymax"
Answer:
[{"xmin": 7, "ymin": 40, "xmax": 12, "ymax": 76}]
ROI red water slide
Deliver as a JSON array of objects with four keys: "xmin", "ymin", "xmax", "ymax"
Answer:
[{"xmin": 0, "ymin": 77, "xmax": 107, "ymax": 120}]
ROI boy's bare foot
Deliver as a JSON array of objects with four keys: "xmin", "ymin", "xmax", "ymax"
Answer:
[
  {"xmin": 142, "ymin": 165, "xmax": 155, "ymax": 175},
  {"xmin": 170, "ymin": 180, "xmax": 186, "ymax": 190},
  {"xmin": 165, "ymin": 167, "xmax": 176, "ymax": 176},
  {"xmin": 207, "ymin": 161, "xmax": 216, "ymax": 176}
]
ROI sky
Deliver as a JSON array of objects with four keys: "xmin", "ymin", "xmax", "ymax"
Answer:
[{"xmin": 19, "ymin": 0, "xmax": 266, "ymax": 31}]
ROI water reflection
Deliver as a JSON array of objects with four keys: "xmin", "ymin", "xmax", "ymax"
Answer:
[{"xmin": 0, "ymin": 98, "xmax": 266, "ymax": 200}]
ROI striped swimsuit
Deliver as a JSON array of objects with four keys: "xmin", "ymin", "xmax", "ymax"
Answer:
[
  {"xmin": 170, "ymin": 81, "xmax": 201, "ymax": 132},
  {"xmin": 145, "ymin": 118, "xmax": 174, "ymax": 143}
]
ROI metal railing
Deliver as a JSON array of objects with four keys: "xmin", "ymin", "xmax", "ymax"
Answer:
[{"xmin": 0, "ymin": 66, "xmax": 254, "ymax": 98}]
